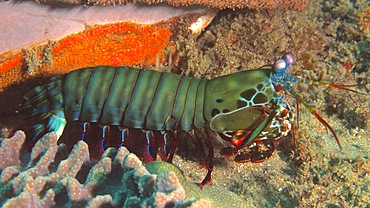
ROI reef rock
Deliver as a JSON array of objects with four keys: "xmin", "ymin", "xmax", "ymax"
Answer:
[{"xmin": 36, "ymin": 0, "xmax": 311, "ymax": 10}]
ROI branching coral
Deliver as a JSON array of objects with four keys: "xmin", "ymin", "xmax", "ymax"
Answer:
[{"xmin": 0, "ymin": 131, "xmax": 211, "ymax": 207}]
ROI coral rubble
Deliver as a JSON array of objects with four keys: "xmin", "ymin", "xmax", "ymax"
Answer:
[{"xmin": 0, "ymin": 131, "xmax": 212, "ymax": 207}]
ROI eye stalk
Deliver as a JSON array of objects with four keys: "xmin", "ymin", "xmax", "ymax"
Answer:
[
  {"xmin": 273, "ymin": 53, "xmax": 294, "ymax": 74},
  {"xmin": 273, "ymin": 58, "xmax": 287, "ymax": 73},
  {"xmin": 283, "ymin": 53, "xmax": 294, "ymax": 66}
]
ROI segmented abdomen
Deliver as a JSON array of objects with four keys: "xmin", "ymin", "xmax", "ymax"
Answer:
[{"xmin": 26, "ymin": 66, "xmax": 208, "ymax": 131}]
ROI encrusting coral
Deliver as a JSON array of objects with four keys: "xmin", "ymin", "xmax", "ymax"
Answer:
[{"xmin": 0, "ymin": 131, "xmax": 211, "ymax": 207}]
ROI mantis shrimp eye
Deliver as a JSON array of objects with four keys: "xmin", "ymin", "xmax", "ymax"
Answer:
[
  {"xmin": 274, "ymin": 58, "xmax": 287, "ymax": 73},
  {"xmin": 283, "ymin": 53, "xmax": 294, "ymax": 66}
]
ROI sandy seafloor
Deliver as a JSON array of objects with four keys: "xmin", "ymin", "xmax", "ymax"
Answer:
[{"xmin": 0, "ymin": 0, "xmax": 369, "ymax": 207}]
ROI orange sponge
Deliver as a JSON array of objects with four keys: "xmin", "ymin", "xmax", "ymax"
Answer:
[
  {"xmin": 50, "ymin": 22, "xmax": 171, "ymax": 70},
  {"xmin": 0, "ymin": 22, "xmax": 171, "ymax": 92}
]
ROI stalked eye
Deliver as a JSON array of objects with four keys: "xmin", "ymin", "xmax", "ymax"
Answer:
[
  {"xmin": 283, "ymin": 53, "xmax": 294, "ymax": 66},
  {"xmin": 273, "ymin": 58, "xmax": 286, "ymax": 73}
]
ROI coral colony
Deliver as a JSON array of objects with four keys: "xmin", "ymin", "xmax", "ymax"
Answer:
[{"xmin": 0, "ymin": 131, "xmax": 211, "ymax": 207}]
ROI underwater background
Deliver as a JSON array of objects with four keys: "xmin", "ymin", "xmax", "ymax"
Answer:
[{"xmin": 179, "ymin": 0, "xmax": 370, "ymax": 206}]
